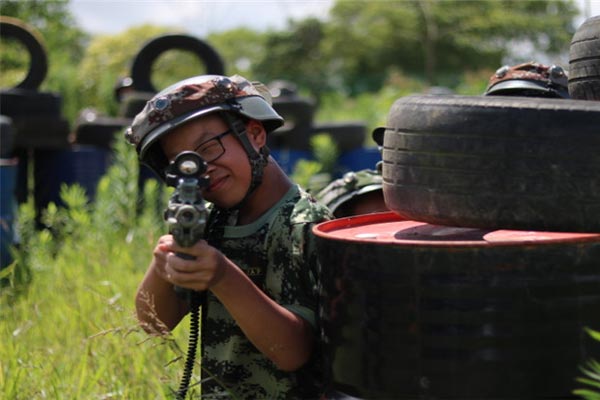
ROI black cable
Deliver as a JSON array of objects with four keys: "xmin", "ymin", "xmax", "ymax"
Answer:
[
  {"xmin": 176, "ymin": 291, "xmax": 202, "ymax": 400},
  {"xmin": 174, "ymin": 208, "xmax": 229, "ymax": 399}
]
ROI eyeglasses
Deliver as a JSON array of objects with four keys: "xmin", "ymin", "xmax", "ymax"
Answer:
[{"xmin": 193, "ymin": 129, "xmax": 232, "ymax": 163}]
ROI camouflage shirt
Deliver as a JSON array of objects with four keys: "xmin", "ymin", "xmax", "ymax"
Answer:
[{"xmin": 201, "ymin": 185, "xmax": 331, "ymax": 399}]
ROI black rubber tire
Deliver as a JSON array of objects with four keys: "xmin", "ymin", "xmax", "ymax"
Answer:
[
  {"xmin": 380, "ymin": 94, "xmax": 600, "ymax": 233},
  {"xmin": 0, "ymin": 115, "xmax": 15, "ymax": 158},
  {"xmin": 130, "ymin": 34, "xmax": 225, "ymax": 93},
  {"xmin": 0, "ymin": 16, "xmax": 48, "ymax": 90},
  {"xmin": 73, "ymin": 117, "xmax": 130, "ymax": 149},
  {"xmin": 12, "ymin": 116, "xmax": 70, "ymax": 149},
  {"xmin": 0, "ymin": 89, "xmax": 62, "ymax": 117},
  {"xmin": 269, "ymin": 98, "xmax": 315, "ymax": 150},
  {"xmin": 569, "ymin": 15, "xmax": 600, "ymax": 100},
  {"xmin": 313, "ymin": 121, "xmax": 367, "ymax": 152},
  {"xmin": 118, "ymin": 90, "xmax": 154, "ymax": 118}
]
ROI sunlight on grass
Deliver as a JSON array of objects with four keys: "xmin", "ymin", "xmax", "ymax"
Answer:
[{"xmin": 0, "ymin": 139, "xmax": 198, "ymax": 399}]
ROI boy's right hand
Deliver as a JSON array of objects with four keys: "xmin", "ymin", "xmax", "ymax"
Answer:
[{"xmin": 152, "ymin": 234, "xmax": 228, "ymax": 292}]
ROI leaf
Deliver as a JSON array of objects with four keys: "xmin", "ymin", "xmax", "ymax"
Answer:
[
  {"xmin": 577, "ymin": 377, "xmax": 600, "ymax": 390},
  {"xmin": 572, "ymin": 389, "xmax": 600, "ymax": 400},
  {"xmin": 0, "ymin": 261, "xmax": 16, "ymax": 279},
  {"xmin": 586, "ymin": 327, "xmax": 600, "ymax": 342}
]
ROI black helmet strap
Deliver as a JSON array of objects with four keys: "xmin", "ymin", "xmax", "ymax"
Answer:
[{"xmin": 221, "ymin": 112, "xmax": 269, "ymax": 210}]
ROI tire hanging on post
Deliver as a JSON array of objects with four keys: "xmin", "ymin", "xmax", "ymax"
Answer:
[{"xmin": 130, "ymin": 34, "xmax": 226, "ymax": 93}]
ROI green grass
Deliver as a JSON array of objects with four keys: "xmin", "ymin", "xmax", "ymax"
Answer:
[
  {"xmin": 0, "ymin": 139, "xmax": 200, "ymax": 399},
  {"xmin": 574, "ymin": 329, "xmax": 600, "ymax": 400}
]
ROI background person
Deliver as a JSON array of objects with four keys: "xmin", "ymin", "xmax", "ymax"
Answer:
[{"xmin": 484, "ymin": 61, "xmax": 570, "ymax": 98}]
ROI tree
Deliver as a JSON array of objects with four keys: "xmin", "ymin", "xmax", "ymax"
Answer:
[
  {"xmin": 0, "ymin": 0, "xmax": 86, "ymax": 64},
  {"xmin": 323, "ymin": 0, "xmax": 578, "ymax": 92},
  {"xmin": 207, "ymin": 27, "xmax": 267, "ymax": 77},
  {"xmin": 254, "ymin": 18, "xmax": 331, "ymax": 101}
]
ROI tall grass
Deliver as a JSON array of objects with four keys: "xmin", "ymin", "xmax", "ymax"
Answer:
[
  {"xmin": 0, "ymin": 139, "xmax": 200, "ymax": 399},
  {"xmin": 574, "ymin": 329, "xmax": 600, "ymax": 400}
]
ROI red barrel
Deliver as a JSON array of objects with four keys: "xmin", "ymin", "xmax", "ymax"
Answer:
[{"xmin": 314, "ymin": 212, "xmax": 600, "ymax": 399}]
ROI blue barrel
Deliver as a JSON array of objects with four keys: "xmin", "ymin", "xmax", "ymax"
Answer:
[
  {"xmin": 270, "ymin": 148, "xmax": 313, "ymax": 175},
  {"xmin": 33, "ymin": 146, "xmax": 111, "ymax": 213},
  {"xmin": 1, "ymin": 158, "xmax": 18, "ymax": 269},
  {"xmin": 338, "ymin": 147, "xmax": 381, "ymax": 175}
]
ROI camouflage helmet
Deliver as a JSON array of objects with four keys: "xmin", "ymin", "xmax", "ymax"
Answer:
[
  {"xmin": 125, "ymin": 74, "xmax": 284, "ymax": 178},
  {"xmin": 484, "ymin": 62, "xmax": 569, "ymax": 99},
  {"xmin": 315, "ymin": 168, "xmax": 383, "ymax": 216}
]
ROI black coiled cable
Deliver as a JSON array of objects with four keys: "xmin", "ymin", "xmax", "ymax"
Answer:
[
  {"xmin": 175, "ymin": 208, "xmax": 228, "ymax": 399},
  {"xmin": 176, "ymin": 291, "xmax": 202, "ymax": 400}
]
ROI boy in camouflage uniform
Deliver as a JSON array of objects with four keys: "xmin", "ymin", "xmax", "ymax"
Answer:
[
  {"xmin": 315, "ymin": 125, "xmax": 387, "ymax": 218},
  {"xmin": 125, "ymin": 74, "xmax": 331, "ymax": 398},
  {"xmin": 315, "ymin": 167, "xmax": 386, "ymax": 218}
]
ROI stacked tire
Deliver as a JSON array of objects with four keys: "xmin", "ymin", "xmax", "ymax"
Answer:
[
  {"xmin": 268, "ymin": 90, "xmax": 316, "ymax": 173},
  {"xmin": 380, "ymin": 94, "xmax": 600, "ymax": 233},
  {"xmin": 0, "ymin": 17, "xmax": 70, "ymax": 153},
  {"xmin": 568, "ymin": 15, "xmax": 600, "ymax": 101},
  {"xmin": 267, "ymin": 80, "xmax": 374, "ymax": 177},
  {"xmin": 316, "ymin": 89, "xmax": 600, "ymax": 398},
  {"xmin": 318, "ymin": 20, "xmax": 600, "ymax": 397}
]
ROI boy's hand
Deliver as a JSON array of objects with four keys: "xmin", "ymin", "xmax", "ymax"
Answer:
[{"xmin": 157, "ymin": 235, "xmax": 227, "ymax": 291}]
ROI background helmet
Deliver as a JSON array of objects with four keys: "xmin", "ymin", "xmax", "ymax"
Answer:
[
  {"xmin": 484, "ymin": 61, "xmax": 569, "ymax": 98},
  {"xmin": 315, "ymin": 168, "xmax": 383, "ymax": 217},
  {"xmin": 113, "ymin": 76, "xmax": 134, "ymax": 103},
  {"xmin": 125, "ymin": 74, "xmax": 284, "ymax": 179}
]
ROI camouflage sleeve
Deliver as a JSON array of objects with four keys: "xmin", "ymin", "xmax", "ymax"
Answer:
[
  {"xmin": 265, "ymin": 194, "xmax": 331, "ymax": 331},
  {"xmin": 281, "ymin": 220, "xmax": 322, "ymax": 330}
]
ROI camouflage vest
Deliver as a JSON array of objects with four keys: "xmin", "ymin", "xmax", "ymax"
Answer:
[{"xmin": 200, "ymin": 185, "xmax": 331, "ymax": 399}]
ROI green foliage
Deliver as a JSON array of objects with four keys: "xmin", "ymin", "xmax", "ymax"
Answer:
[
  {"xmin": 0, "ymin": 0, "xmax": 86, "ymax": 64},
  {"xmin": 316, "ymin": 69, "xmax": 427, "ymax": 132},
  {"xmin": 76, "ymin": 24, "xmax": 222, "ymax": 118},
  {"xmin": 318, "ymin": 0, "xmax": 578, "ymax": 92},
  {"xmin": 93, "ymin": 135, "xmax": 143, "ymax": 231},
  {"xmin": 291, "ymin": 133, "xmax": 339, "ymax": 191},
  {"xmin": 207, "ymin": 27, "xmax": 267, "ymax": 76},
  {"xmin": 0, "ymin": 28, "xmax": 31, "ymax": 88},
  {"xmin": 574, "ymin": 328, "xmax": 600, "ymax": 400},
  {"xmin": 0, "ymin": 135, "xmax": 196, "ymax": 399},
  {"xmin": 254, "ymin": 18, "xmax": 331, "ymax": 100},
  {"xmin": 76, "ymin": 25, "xmax": 172, "ymax": 117},
  {"xmin": 1, "ymin": 0, "xmax": 582, "ymax": 124}
]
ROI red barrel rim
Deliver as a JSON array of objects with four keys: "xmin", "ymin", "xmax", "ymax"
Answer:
[{"xmin": 313, "ymin": 211, "xmax": 600, "ymax": 247}]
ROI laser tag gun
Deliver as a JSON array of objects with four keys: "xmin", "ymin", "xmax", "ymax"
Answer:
[
  {"xmin": 163, "ymin": 151, "xmax": 209, "ymax": 400},
  {"xmin": 164, "ymin": 151, "xmax": 209, "ymax": 250}
]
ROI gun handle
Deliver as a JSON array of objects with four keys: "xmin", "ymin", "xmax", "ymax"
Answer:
[
  {"xmin": 176, "ymin": 252, "xmax": 196, "ymax": 260},
  {"xmin": 173, "ymin": 252, "xmax": 199, "ymax": 302}
]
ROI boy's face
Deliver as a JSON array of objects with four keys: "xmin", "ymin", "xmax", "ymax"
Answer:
[{"xmin": 160, "ymin": 114, "xmax": 252, "ymax": 208}]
